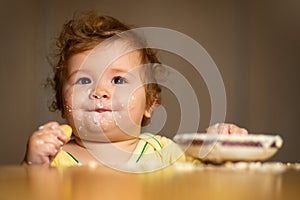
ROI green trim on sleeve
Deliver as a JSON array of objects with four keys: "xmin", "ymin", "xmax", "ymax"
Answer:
[
  {"xmin": 136, "ymin": 142, "xmax": 149, "ymax": 163},
  {"xmin": 66, "ymin": 152, "xmax": 79, "ymax": 163},
  {"xmin": 151, "ymin": 136, "xmax": 163, "ymax": 149}
]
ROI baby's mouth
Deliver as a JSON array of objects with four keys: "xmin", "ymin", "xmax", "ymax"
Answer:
[{"xmin": 94, "ymin": 108, "xmax": 112, "ymax": 113}]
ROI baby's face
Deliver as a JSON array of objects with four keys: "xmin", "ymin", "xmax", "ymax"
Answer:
[{"xmin": 62, "ymin": 47, "xmax": 150, "ymax": 142}]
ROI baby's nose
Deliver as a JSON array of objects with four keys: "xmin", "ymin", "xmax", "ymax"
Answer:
[{"xmin": 89, "ymin": 89, "xmax": 110, "ymax": 100}]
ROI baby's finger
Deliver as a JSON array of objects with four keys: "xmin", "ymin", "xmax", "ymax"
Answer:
[
  {"xmin": 38, "ymin": 121, "xmax": 60, "ymax": 131},
  {"xmin": 37, "ymin": 124, "xmax": 69, "ymax": 144},
  {"xmin": 38, "ymin": 134, "xmax": 64, "ymax": 149},
  {"xmin": 240, "ymin": 128, "xmax": 248, "ymax": 135},
  {"xmin": 35, "ymin": 128, "xmax": 63, "ymax": 145},
  {"xmin": 217, "ymin": 123, "xmax": 230, "ymax": 134},
  {"xmin": 26, "ymin": 142, "xmax": 60, "ymax": 165},
  {"xmin": 229, "ymin": 124, "xmax": 248, "ymax": 135},
  {"xmin": 206, "ymin": 123, "xmax": 218, "ymax": 133},
  {"xmin": 38, "ymin": 143, "xmax": 60, "ymax": 158},
  {"xmin": 229, "ymin": 124, "xmax": 240, "ymax": 134}
]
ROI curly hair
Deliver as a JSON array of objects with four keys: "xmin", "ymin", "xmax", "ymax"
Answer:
[{"xmin": 48, "ymin": 11, "xmax": 161, "ymax": 126}]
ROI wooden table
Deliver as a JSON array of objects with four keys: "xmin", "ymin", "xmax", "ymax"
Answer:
[{"xmin": 0, "ymin": 163, "xmax": 299, "ymax": 200}]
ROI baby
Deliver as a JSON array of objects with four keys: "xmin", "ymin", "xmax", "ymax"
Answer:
[{"xmin": 23, "ymin": 11, "xmax": 247, "ymax": 171}]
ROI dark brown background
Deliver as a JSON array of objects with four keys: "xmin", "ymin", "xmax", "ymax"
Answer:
[{"xmin": 0, "ymin": 0, "xmax": 299, "ymax": 164}]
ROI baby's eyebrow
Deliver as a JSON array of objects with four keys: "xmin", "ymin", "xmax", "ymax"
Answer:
[
  {"xmin": 68, "ymin": 69, "xmax": 79, "ymax": 77},
  {"xmin": 66, "ymin": 69, "xmax": 90, "ymax": 80},
  {"xmin": 108, "ymin": 68, "xmax": 136, "ymax": 77},
  {"xmin": 69, "ymin": 69, "xmax": 89, "ymax": 76}
]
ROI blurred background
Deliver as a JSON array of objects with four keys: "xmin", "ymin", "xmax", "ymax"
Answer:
[{"xmin": 0, "ymin": 0, "xmax": 299, "ymax": 164}]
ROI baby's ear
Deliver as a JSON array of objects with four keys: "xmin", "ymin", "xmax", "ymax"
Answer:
[
  {"xmin": 144, "ymin": 102, "xmax": 157, "ymax": 118},
  {"xmin": 144, "ymin": 97, "xmax": 160, "ymax": 118},
  {"xmin": 144, "ymin": 108, "xmax": 152, "ymax": 118}
]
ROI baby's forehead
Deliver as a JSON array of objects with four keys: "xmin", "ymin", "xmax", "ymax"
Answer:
[
  {"xmin": 101, "ymin": 51, "xmax": 144, "ymax": 76},
  {"xmin": 66, "ymin": 38, "xmax": 146, "ymax": 74},
  {"xmin": 67, "ymin": 51, "xmax": 143, "ymax": 77},
  {"xmin": 87, "ymin": 41, "xmax": 144, "ymax": 66},
  {"xmin": 112, "ymin": 50, "xmax": 143, "ymax": 64},
  {"xmin": 98, "ymin": 38, "xmax": 143, "ymax": 57}
]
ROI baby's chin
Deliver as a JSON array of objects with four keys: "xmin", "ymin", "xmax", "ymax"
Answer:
[
  {"xmin": 74, "ymin": 128, "xmax": 137, "ymax": 143},
  {"xmin": 67, "ymin": 110, "xmax": 140, "ymax": 142},
  {"xmin": 71, "ymin": 120, "xmax": 135, "ymax": 143}
]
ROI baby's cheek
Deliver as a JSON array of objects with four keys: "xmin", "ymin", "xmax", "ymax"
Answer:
[
  {"xmin": 127, "ymin": 95, "xmax": 145, "ymax": 125},
  {"xmin": 62, "ymin": 88, "xmax": 80, "ymax": 120},
  {"xmin": 65, "ymin": 87, "xmax": 89, "ymax": 109},
  {"xmin": 127, "ymin": 95, "xmax": 136, "ymax": 110},
  {"xmin": 62, "ymin": 86, "xmax": 74, "ymax": 105}
]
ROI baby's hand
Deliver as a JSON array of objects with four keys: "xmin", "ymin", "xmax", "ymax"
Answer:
[
  {"xmin": 206, "ymin": 123, "xmax": 248, "ymax": 135},
  {"xmin": 23, "ymin": 122, "xmax": 71, "ymax": 166}
]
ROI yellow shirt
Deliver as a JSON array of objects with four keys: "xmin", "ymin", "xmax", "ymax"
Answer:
[
  {"xmin": 127, "ymin": 133, "xmax": 185, "ymax": 170},
  {"xmin": 50, "ymin": 133, "xmax": 185, "ymax": 170}
]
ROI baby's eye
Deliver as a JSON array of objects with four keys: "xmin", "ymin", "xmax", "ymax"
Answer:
[
  {"xmin": 111, "ymin": 76, "xmax": 127, "ymax": 84},
  {"xmin": 75, "ymin": 77, "xmax": 91, "ymax": 85}
]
